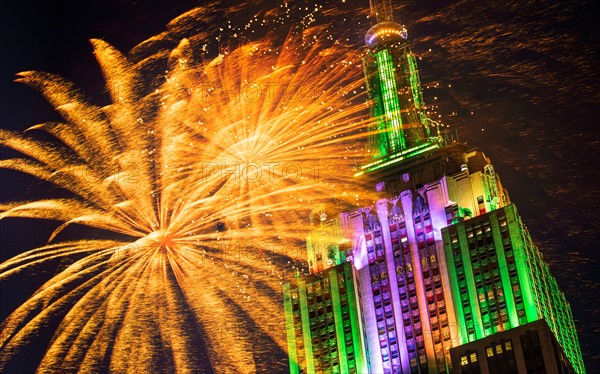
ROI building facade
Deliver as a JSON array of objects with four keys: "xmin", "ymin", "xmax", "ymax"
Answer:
[
  {"xmin": 283, "ymin": 262, "xmax": 368, "ymax": 374},
  {"xmin": 283, "ymin": 0, "xmax": 586, "ymax": 373},
  {"xmin": 442, "ymin": 204, "xmax": 585, "ymax": 373},
  {"xmin": 340, "ymin": 145, "xmax": 509, "ymax": 374}
]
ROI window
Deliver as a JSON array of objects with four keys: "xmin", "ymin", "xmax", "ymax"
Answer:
[
  {"xmin": 460, "ymin": 350, "xmax": 481, "ymax": 373},
  {"xmin": 521, "ymin": 330, "xmax": 544, "ymax": 372},
  {"xmin": 485, "ymin": 339, "xmax": 517, "ymax": 373}
]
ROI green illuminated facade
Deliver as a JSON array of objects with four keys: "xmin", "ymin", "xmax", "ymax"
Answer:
[
  {"xmin": 283, "ymin": 262, "xmax": 368, "ymax": 374},
  {"xmin": 442, "ymin": 204, "xmax": 585, "ymax": 373},
  {"xmin": 374, "ymin": 49, "xmax": 406, "ymax": 153},
  {"xmin": 363, "ymin": 17, "xmax": 435, "ymax": 162}
]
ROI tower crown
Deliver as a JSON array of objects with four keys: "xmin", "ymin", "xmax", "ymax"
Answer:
[
  {"xmin": 365, "ymin": 21, "xmax": 407, "ymax": 46},
  {"xmin": 366, "ymin": 0, "xmax": 406, "ymax": 46},
  {"xmin": 360, "ymin": 0, "xmax": 439, "ymax": 174}
]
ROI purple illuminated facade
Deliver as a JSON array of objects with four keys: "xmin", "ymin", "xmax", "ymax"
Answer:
[
  {"xmin": 341, "ymin": 146, "xmax": 509, "ymax": 373},
  {"xmin": 285, "ymin": 144, "xmax": 511, "ymax": 373}
]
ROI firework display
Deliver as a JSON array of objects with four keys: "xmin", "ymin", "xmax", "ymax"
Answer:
[
  {"xmin": 0, "ymin": 6, "xmax": 378, "ymax": 373},
  {"xmin": 0, "ymin": 0, "xmax": 595, "ymax": 373}
]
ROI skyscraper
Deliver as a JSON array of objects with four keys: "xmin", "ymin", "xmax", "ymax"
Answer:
[
  {"xmin": 442, "ymin": 204, "xmax": 585, "ymax": 373},
  {"xmin": 283, "ymin": 1, "xmax": 585, "ymax": 373},
  {"xmin": 340, "ymin": 146, "xmax": 509, "ymax": 373}
]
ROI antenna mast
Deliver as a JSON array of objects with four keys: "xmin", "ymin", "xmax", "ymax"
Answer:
[{"xmin": 369, "ymin": 0, "xmax": 395, "ymax": 22}]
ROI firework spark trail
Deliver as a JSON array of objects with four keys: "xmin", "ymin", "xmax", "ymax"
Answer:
[{"xmin": 0, "ymin": 6, "xmax": 378, "ymax": 372}]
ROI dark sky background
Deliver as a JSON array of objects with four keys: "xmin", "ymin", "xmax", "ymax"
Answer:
[{"xmin": 1, "ymin": 0, "xmax": 599, "ymax": 372}]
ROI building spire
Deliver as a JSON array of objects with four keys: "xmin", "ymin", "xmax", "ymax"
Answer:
[
  {"xmin": 369, "ymin": 0, "xmax": 395, "ymax": 22},
  {"xmin": 359, "ymin": 0, "xmax": 441, "ymax": 175}
]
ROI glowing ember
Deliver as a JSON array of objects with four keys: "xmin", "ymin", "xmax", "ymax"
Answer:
[{"xmin": 0, "ymin": 7, "xmax": 377, "ymax": 372}]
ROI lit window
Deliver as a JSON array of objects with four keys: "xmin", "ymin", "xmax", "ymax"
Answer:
[
  {"xmin": 470, "ymin": 352, "xmax": 477, "ymax": 362},
  {"xmin": 460, "ymin": 356, "xmax": 468, "ymax": 366},
  {"xmin": 486, "ymin": 347, "xmax": 493, "ymax": 357},
  {"xmin": 495, "ymin": 344, "xmax": 503, "ymax": 354},
  {"xmin": 505, "ymin": 341, "xmax": 512, "ymax": 351}
]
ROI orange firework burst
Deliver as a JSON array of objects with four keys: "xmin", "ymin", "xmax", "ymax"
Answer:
[{"xmin": 0, "ymin": 7, "xmax": 376, "ymax": 373}]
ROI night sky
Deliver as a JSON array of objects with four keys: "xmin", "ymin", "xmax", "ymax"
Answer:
[{"xmin": 1, "ymin": 0, "xmax": 599, "ymax": 372}]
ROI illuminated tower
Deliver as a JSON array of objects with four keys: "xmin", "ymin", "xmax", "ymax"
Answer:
[
  {"xmin": 359, "ymin": 0, "xmax": 440, "ymax": 176},
  {"xmin": 442, "ymin": 204, "xmax": 585, "ymax": 373},
  {"xmin": 283, "ymin": 1, "xmax": 586, "ymax": 373}
]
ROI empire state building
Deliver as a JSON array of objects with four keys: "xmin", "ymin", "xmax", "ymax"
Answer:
[{"xmin": 282, "ymin": 1, "xmax": 586, "ymax": 373}]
